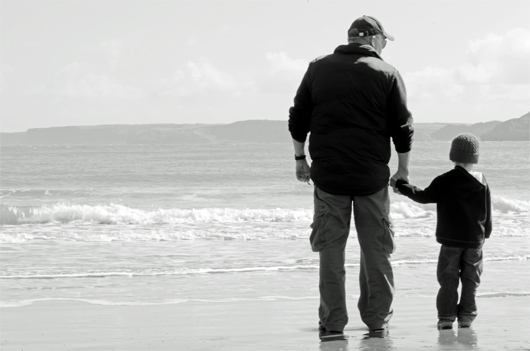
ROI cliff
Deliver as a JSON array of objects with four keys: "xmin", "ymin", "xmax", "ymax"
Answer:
[
  {"xmin": 1, "ymin": 114, "xmax": 528, "ymax": 146},
  {"xmin": 481, "ymin": 113, "xmax": 529, "ymax": 141},
  {"xmin": 430, "ymin": 121, "xmax": 502, "ymax": 141},
  {"xmin": 0, "ymin": 120, "xmax": 291, "ymax": 146}
]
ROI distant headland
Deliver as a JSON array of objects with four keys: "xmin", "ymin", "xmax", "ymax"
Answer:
[{"xmin": 1, "ymin": 112, "xmax": 528, "ymax": 146}]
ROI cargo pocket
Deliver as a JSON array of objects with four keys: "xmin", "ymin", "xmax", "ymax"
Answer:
[
  {"xmin": 381, "ymin": 217, "xmax": 396, "ymax": 254},
  {"xmin": 309, "ymin": 204, "xmax": 328, "ymax": 252}
]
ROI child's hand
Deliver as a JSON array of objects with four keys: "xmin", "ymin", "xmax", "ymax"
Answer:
[{"xmin": 390, "ymin": 176, "xmax": 409, "ymax": 195}]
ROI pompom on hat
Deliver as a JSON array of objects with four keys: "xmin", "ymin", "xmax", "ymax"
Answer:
[{"xmin": 449, "ymin": 133, "xmax": 480, "ymax": 164}]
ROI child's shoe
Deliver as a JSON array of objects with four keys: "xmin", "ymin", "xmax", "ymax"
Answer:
[
  {"xmin": 437, "ymin": 319, "xmax": 453, "ymax": 330},
  {"xmin": 458, "ymin": 320, "xmax": 472, "ymax": 328}
]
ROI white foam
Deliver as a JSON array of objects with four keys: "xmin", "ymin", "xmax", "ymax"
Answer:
[
  {"xmin": 0, "ymin": 265, "xmax": 320, "ymax": 280},
  {"xmin": 492, "ymin": 196, "xmax": 530, "ymax": 213},
  {"xmin": 477, "ymin": 292, "xmax": 530, "ymax": 298},
  {"xmin": 0, "ymin": 298, "xmax": 189, "ymax": 308},
  {"xmin": 1, "ymin": 194, "xmax": 527, "ymax": 226},
  {"xmin": 1, "ymin": 195, "xmax": 528, "ymax": 242},
  {"xmin": 390, "ymin": 201, "xmax": 436, "ymax": 219},
  {"xmin": 1, "ymin": 255, "xmax": 525, "ymax": 280},
  {"xmin": 2, "ymin": 291, "xmax": 528, "ymax": 308},
  {"xmin": 0, "ymin": 296, "xmax": 322, "ymax": 308},
  {"xmin": 1, "ymin": 204, "xmax": 313, "ymax": 225}
]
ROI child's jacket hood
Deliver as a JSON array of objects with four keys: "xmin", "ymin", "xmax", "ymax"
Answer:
[{"xmin": 453, "ymin": 166, "xmax": 485, "ymax": 199}]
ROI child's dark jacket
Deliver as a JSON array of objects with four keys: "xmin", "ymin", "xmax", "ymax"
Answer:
[{"xmin": 396, "ymin": 166, "xmax": 492, "ymax": 248}]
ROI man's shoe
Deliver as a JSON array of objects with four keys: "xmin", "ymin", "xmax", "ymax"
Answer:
[
  {"xmin": 364, "ymin": 326, "xmax": 389, "ymax": 338},
  {"xmin": 437, "ymin": 320, "xmax": 453, "ymax": 330},
  {"xmin": 319, "ymin": 330, "xmax": 347, "ymax": 342}
]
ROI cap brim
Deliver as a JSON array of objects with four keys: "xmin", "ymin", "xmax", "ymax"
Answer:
[{"xmin": 383, "ymin": 31, "xmax": 395, "ymax": 41}]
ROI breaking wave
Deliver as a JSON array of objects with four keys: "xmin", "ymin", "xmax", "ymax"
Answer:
[
  {"xmin": 1, "ymin": 195, "xmax": 527, "ymax": 226},
  {"xmin": 0, "ymin": 205, "xmax": 311, "ymax": 225}
]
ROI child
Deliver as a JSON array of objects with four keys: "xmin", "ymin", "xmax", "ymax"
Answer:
[{"xmin": 394, "ymin": 133, "xmax": 492, "ymax": 330}]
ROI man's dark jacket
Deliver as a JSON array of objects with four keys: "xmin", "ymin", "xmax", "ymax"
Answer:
[
  {"xmin": 288, "ymin": 43, "xmax": 413, "ymax": 196},
  {"xmin": 396, "ymin": 166, "xmax": 492, "ymax": 249}
]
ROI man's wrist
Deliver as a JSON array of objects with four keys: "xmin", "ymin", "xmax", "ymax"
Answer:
[
  {"xmin": 295, "ymin": 154, "xmax": 306, "ymax": 161},
  {"xmin": 397, "ymin": 168, "xmax": 409, "ymax": 176}
]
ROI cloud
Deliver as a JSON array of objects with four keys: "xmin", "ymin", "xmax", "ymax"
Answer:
[
  {"xmin": 34, "ymin": 62, "xmax": 145, "ymax": 100},
  {"xmin": 148, "ymin": 53, "xmax": 308, "ymax": 122},
  {"xmin": 266, "ymin": 52, "xmax": 308, "ymax": 73},
  {"xmin": 405, "ymin": 28, "xmax": 530, "ymax": 104},
  {"xmin": 404, "ymin": 66, "xmax": 464, "ymax": 100},
  {"xmin": 0, "ymin": 64, "xmax": 16, "ymax": 94},
  {"xmin": 155, "ymin": 52, "xmax": 308, "ymax": 101},
  {"xmin": 187, "ymin": 59, "xmax": 237, "ymax": 91},
  {"xmin": 259, "ymin": 51, "xmax": 308, "ymax": 94},
  {"xmin": 100, "ymin": 39, "xmax": 123, "ymax": 72},
  {"xmin": 459, "ymin": 28, "xmax": 530, "ymax": 85},
  {"xmin": 159, "ymin": 57, "xmax": 257, "ymax": 99},
  {"xmin": 475, "ymin": 84, "xmax": 530, "ymax": 101}
]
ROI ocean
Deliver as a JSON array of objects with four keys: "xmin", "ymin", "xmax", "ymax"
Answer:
[{"xmin": 1, "ymin": 141, "xmax": 529, "ymax": 308}]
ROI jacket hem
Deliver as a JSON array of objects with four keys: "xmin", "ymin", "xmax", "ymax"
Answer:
[
  {"xmin": 315, "ymin": 182, "xmax": 388, "ymax": 197},
  {"xmin": 436, "ymin": 238, "xmax": 484, "ymax": 249}
]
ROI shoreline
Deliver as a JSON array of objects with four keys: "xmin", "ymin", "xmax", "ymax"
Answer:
[{"xmin": 1, "ymin": 296, "xmax": 529, "ymax": 351}]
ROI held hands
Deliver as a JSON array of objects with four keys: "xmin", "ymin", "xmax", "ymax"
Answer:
[
  {"xmin": 390, "ymin": 170, "xmax": 409, "ymax": 195},
  {"xmin": 295, "ymin": 159, "xmax": 312, "ymax": 185}
]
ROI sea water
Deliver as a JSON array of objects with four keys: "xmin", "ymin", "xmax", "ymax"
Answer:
[{"xmin": 0, "ymin": 141, "xmax": 529, "ymax": 307}]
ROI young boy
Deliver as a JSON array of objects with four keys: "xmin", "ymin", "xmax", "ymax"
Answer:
[{"xmin": 393, "ymin": 133, "xmax": 492, "ymax": 330}]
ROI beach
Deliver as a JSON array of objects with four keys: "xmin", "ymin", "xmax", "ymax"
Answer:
[
  {"xmin": 1, "ymin": 238, "xmax": 529, "ymax": 350},
  {"xmin": 1, "ymin": 290, "xmax": 529, "ymax": 350},
  {"xmin": 1, "ymin": 142, "xmax": 529, "ymax": 350}
]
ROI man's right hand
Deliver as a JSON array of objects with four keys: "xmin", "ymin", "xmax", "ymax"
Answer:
[
  {"xmin": 296, "ymin": 159, "xmax": 311, "ymax": 184},
  {"xmin": 392, "ymin": 151, "xmax": 410, "ymax": 194}
]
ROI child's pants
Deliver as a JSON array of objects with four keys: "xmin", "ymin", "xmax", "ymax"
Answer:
[
  {"xmin": 436, "ymin": 245, "xmax": 483, "ymax": 322},
  {"xmin": 310, "ymin": 185, "xmax": 395, "ymax": 331}
]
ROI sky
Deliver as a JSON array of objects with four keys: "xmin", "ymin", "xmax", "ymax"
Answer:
[{"xmin": 1, "ymin": 0, "xmax": 529, "ymax": 133}]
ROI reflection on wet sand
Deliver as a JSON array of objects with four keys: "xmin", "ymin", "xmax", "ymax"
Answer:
[
  {"xmin": 316, "ymin": 327, "xmax": 479, "ymax": 351},
  {"xmin": 438, "ymin": 327, "xmax": 479, "ymax": 348}
]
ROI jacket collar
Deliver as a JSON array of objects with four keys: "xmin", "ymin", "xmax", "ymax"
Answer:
[
  {"xmin": 334, "ymin": 43, "xmax": 383, "ymax": 60},
  {"xmin": 454, "ymin": 166, "xmax": 485, "ymax": 191}
]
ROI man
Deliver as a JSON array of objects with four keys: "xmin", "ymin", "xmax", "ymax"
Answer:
[{"xmin": 288, "ymin": 15, "xmax": 413, "ymax": 340}]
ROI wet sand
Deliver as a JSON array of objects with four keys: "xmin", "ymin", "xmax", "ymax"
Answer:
[{"xmin": 1, "ymin": 295, "xmax": 529, "ymax": 350}]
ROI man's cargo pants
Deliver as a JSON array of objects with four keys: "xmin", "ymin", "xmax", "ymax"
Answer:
[{"xmin": 310, "ymin": 185, "xmax": 395, "ymax": 331}]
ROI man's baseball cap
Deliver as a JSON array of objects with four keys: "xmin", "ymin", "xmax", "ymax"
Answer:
[{"xmin": 347, "ymin": 15, "xmax": 394, "ymax": 41}]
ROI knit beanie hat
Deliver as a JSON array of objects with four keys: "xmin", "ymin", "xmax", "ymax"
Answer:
[{"xmin": 449, "ymin": 133, "xmax": 480, "ymax": 164}]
